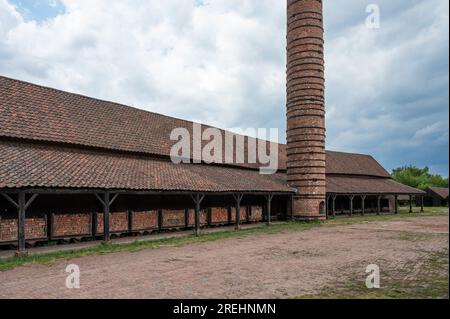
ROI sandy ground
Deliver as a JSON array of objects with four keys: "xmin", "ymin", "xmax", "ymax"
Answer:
[{"xmin": 0, "ymin": 215, "xmax": 448, "ymax": 299}]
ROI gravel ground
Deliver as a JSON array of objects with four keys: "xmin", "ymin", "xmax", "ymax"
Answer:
[{"xmin": 0, "ymin": 215, "xmax": 448, "ymax": 299}]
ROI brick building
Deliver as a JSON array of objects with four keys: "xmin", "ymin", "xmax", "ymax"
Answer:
[{"xmin": 0, "ymin": 0, "xmax": 423, "ymax": 254}]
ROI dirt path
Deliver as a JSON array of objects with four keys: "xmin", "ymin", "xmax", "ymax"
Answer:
[{"xmin": 0, "ymin": 215, "xmax": 448, "ymax": 299}]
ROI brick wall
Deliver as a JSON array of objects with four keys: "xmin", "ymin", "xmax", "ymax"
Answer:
[
  {"xmin": 162, "ymin": 209, "xmax": 186, "ymax": 228},
  {"xmin": 132, "ymin": 211, "xmax": 158, "ymax": 231},
  {"xmin": 52, "ymin": 213, "xmax": 91, "ymax": 237},
  {"xmin": 0, "ymin": 215, "xmax": 47, "ymax": 242},
  {"xmin": 210, "ymin": 207, "xmax": 229, "ymax": 224},
  {"xmin": 188, "ymin": 209, "xmax": 208, "ymax": 227},
  {"xmin": 231, "ymin": 206, "xmax": 248, "ymax": 222},
  {"xmin": 97, "ymin": 212, "xmax": 129, "ymax": 234}
]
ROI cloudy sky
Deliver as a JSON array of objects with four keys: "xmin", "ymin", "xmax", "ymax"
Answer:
[{"xmin": 0, "ymin": 0, "xmax": 448, "ymax": 176}]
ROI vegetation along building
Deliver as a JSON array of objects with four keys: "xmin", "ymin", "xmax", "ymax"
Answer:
[{"xmin": 0, "ymin": 0, "xmax": 424, "ymax": 254}]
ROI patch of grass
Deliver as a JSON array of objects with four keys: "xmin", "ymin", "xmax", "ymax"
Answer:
[
  {"xmin": 0, "ymin": 206, "xmax": 447, "ymax": 272},
  {"xmin": 396, "ymin": 231, "xmax": 446, "ymax": 242},
  {"xmin": 298, "ymin": 249, "xmax": 449, "ymax": 299}
]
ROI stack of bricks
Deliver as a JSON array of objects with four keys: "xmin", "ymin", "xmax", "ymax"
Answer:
[
  {"xmin": 210, "ymin": 207, "xmax": 229, "ymax": 224},
  {"xmin": 187, "ymin": 209, "xmax": 208, "ymax": 227},
  {"xmin": 131, "ymin": 210, "xmax": 158, "ymax": 231},
  {"xmin": 248, "ymin": 206, "xmax": 263, "ymax": 222},
  {"xmin": 53, "ymin": 213, "xmax": 91, "ymax": 237},
  {"xmin": 286, "ymin": 0, "xmax": 326, "ymax": 220},
  {"xmin": 96, "ymin": 212, "xmax": 129, "ymax": 234},
  {"xmin": 231, "ymin": 206, "xmax": 249, "ymax": 223},
  {"xmin": 0, "ymin": 216, "xmax": 46, "ymax": 242},
  {"xmin": 162, "ymin": 209, "xmax": 186, "ymax": 228}
]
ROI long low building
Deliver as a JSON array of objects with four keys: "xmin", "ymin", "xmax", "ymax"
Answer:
[{"xmin": 0, "ymin": 76, "xmax": 424, "ymax": 253}]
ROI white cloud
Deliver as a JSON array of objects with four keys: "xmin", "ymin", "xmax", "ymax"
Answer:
[{"xmin": 0, "ymin": 0, "xmax": 448, "ymax": 175}]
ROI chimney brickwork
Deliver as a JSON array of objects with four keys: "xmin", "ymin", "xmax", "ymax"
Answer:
[{"xmin": 286, "ymin": 0, "xmax": 326, "ymax": 220}]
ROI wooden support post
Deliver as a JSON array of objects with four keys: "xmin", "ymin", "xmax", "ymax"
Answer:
[
  {"xmin": 207, "ymin": 208, "xmax": 212, "ymax": 226},
  {"xmin": 91, "ymin": 212, "xmax": 97, "ymax": 238},
  {"xmin": 349, "ymin": 195, "xmax": 354, "ymax": 217},
  {"xmin": 361, "ymin": 195, "xmax": 366, "ymax": 216},
  {"xmin": 95, "ymin": 192, "xmax": 119, "ymax": 243},
  {"xmin": 158, "ymin": 209, "xmax": 163, "ymax": 230},
  {"xmin": 409, "ymin": 195, "xmax": 413, "ymax": 214},
  {"xmin": 233, "ymin": 193, "xmax": 244, "ymax": 230},
  {"xmin": 266, "ymin": 194, "xmax": 274, "ymax": 226},
  {"xmin": 47, "ymin": 213, "xmax": 53, "ymax": 240},
  {"xmin": 128, "ymin": 211, "xmax": 133, "ymax": 234},
  {"xmin": 325, "ymin": 195, "xmax": 330, "ymax": 220},
  {"xmin": 184, "ymin": 208, "xmax": 190, "ymax": 228},
  {"xmin": 103, "ymin": 192, "xmax": 110, "ymax": 242},
  {"xmin": 377, "ymin": 196, "xmax": 382, "ymax": 216},
  {"xmin": 191, "ymin": 194, "xmax": 205, "ymax": 236},
  {"xmin": 17, "ymin": 192, "xmax": 26, "ymax": 255},
  {"xmin": 1, "ymin": 192, "xmax": 38, "ymax": 256},
  {"xmin": 332, "ymin": 195, "xmax": 337, "ymax": 219},
  {"xmin": 395, "ymin": 195, "xmax": 399, "ymax": 214},
  {"xmin": 227, "ymin": 206, "xmax": 232, "ymax": 225},
  {"xmin": 290, "ymin": 195, "xmax": 295, "ymax": 220},
  {"xmin": 421, "ymin": 196, "xmax": 424, "ymax": 213}
]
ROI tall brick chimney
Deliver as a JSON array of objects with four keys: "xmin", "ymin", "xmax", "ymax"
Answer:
[{"xmin": 286, "ymin": 0, "xmax": 326, "ymax": 220}]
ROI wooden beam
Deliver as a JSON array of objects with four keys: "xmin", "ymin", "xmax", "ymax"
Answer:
[
  {"xmin": 349, "ymin": 195, "xmax": 354, "ymax": 217},
  {"xmin": 158, "ymin": 209, "xmax": 163, "ymax": 230},
  {"xmin": 103, "ymin": 192, "xmax": 110, "ymax": 243},
  {"xmin": 128, "ymin": 210, "xmax": 133, "ymax": 234},
  {"xmin": 377, "ymin": 196, "xmax": 382, "ymax": 216},
  {"xmin": 233, "ymin": 193, "xmax": 244, "ymax": 231},
  {"xmin": 325, "ymin": 195, "xmax": 330, "ymax": 220},
  {"xmin": 184, "ymin": 208, "xmax": 190, "ymax": 228},
  {"xmin": 91, "ymin": 212, "xmax": 97, "ymax": 238},
  {"xmin": 17, "ymin": 192, "xmax": 26, "ymax": 255},
  {"xmin": 191, "ymin": 194, "xmax": 205, "ymax": 236},
  {"xmin": 409, "ymin": 195, "xmax": 412, "ymax": 214},
  {"xmin": 332, "ymin": 194, "xmax": 337, "ymax": 219},
  {"xmin": 361, "ymin": 195, "xmax": 367, "ymax": 216},
  {"xmin": 421, "ymin": 196, "xmax": 424, "ymax": 213},
  {"xmin": 47, "ymin": 213, "xmax": 53, "ymax": 240},
  {"xmin": 1, "ymin": 193, "xmax": 19, "ymax": 209},
  {"xmin": 266, "ymin": 194, "xmax": 274, "ymax": 226},
  {"xmin": 395, "ymin": 195, "xmax": 399, "ymax": 214},
  {"xmin": 24, "ymin": 194, "xmax": 38, "ymax": 210}
]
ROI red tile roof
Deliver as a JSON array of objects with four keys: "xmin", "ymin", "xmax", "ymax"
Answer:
[
  {"xmin": 0, "ymin": 140, "xmax": 293, "ymax": 193},
  {"xmin": 427, "ymin": 187, "xmax": 449, "ymax": 199},
  {"xmin": 0, "ymin": 76, "xmax": 284, "ymax": 171},
  {"xmin": 0, "ymin": 75, "xmax": 421, "ymax": 194},
  {"xmin": 0, "ymin": 76, "xmax": 390, "ymax": 178},
  {"xmin": 327, "ymin": 175, "xmax": 424, "ymax": 195}
]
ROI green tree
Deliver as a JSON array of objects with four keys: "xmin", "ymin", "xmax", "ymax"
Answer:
[{"xmin": 392, "ymin": 166, "xmax": 449, "ymax": 190}]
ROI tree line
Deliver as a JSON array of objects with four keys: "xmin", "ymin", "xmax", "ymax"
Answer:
[{"xmin": 392, "ymin": 166, "xmax": 449, "ymax": 190}]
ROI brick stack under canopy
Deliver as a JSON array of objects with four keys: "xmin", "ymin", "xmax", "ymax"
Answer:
[{"xmin": 286, "ymin": 0, "xmax": 326, "ymax": 219}]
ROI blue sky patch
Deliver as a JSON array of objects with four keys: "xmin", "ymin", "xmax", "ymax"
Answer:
[{"xmin": 8, "ymin": 0, "xmax": 65, "ymax": 22}]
